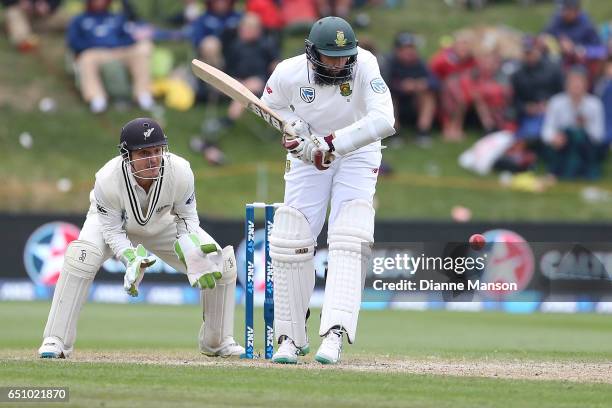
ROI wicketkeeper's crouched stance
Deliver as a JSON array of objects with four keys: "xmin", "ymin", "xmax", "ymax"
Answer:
[
  {"xmin": 262, "ymin": 17, "xmax": 395, "ymax": 364},
  {"xmin": 38, "ymin": 118, "xmax": 244, "ymax": 358}
]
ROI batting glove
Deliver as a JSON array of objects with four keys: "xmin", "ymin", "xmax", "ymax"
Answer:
[
  {"xmin": 282, "ymin": 119, "xmax": 312, "ymax": 163},
  {"xmin": 310, "ymin": 134, "xmax": 336, "ymax": 171}
]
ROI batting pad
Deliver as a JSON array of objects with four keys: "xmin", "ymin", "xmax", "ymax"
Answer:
[
  {"xmin": 269, "ymin": 206, "xmax": 316, "ymax": 348},
  {"xmin": 320, "ymin": 199, "xmax": 374, "ymax": 343},
  {"xmin": 43, "ymin": 240, "xmax": 104, "ymax": 354},
  {"xmin": 200, "ymin": 245, "xmax": 238, "ymax": 349}
]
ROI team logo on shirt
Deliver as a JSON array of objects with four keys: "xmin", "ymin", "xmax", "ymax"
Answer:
[
  {"xmin": 339, "ymin": 82, "xmax": 352, "ymax": 97},
  {"xmin": 300, "ymin": 87, "xmax": 315, "ymax": 103},
  {"xmin": 96, "ymin": 203, "xmax": 108, "ymax": 215},
  {"xmin": 370, "ymin": 78, "xmax": 388, "ymax": 94},
  {"xmin": 185, "ymin": 191, "xmax": 195, "ymax": 205},
  {"xmin": 143, "ymin": 128, "xmax": 154, "ymax": 140},
  {"xmin": 155, "ymin": 204, "xmax": 170, "ymax": 213},
  {"xmin": 335, "ymin": 31, "xmax": 347, "ymax": 47}
]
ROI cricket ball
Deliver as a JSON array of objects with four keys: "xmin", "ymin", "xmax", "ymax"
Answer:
[{"xmin": 469, "ymin": 233, "xmax": 486, "ymax": 251}]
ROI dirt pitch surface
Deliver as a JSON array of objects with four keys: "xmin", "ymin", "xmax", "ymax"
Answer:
[{"xmin": 3, "ymin": 350, "xmax": 611, "ymax": 384}]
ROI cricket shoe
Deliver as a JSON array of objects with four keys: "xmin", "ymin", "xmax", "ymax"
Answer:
[
  {"xmin": 38, "ymin": 336, "xmax": 71, "ymax": 359},
  {"xmin": 272, "ymin": 336, "xmax": 310, "ymax": 364},
  {"xmin": 200, "ymin": 337, "xmax": 245, "ymax": 358},
  {"xmin": 314, "ymin": 327, "xmax": 344, "ymax": 365}
]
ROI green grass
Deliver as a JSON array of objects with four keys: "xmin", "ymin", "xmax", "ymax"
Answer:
[
  {"xmin": 1, "ymin": 302, "xmax": 612, "ymax": 407},
  {"xmin": 4, "ymin": 302, "xmax": 612, "ymax": 360},
  {"xmin": 3, "ymin": 1, "xmax": 612, "ymax": 220},
  {"xmin": 3, "ymin": 361, "xmax": 611, "ymax": 408}
]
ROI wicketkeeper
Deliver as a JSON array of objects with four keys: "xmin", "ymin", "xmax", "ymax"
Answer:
[{"xmin": 38, "ymin": 117, "xmax": 244, "ymax": 358}]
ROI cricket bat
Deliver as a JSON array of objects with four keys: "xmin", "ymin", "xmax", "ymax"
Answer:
[
  {"xmin": 191, "ymin": 59, "xmax": 333, "ymax": 165},
  {"xmin": 191, "ymin": 59, "xmax": 286, "ymax": 134}
]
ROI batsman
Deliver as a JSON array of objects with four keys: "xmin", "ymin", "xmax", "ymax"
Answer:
[
  {"xmin": 262, "ymin": 17, "xmax": 395, "ymax": 364},
  {"xmin": 38, "ymin": 118, "xmax": 244, "ymax": 358}
]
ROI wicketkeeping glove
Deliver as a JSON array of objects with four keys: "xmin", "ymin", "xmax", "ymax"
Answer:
[
  {"xmin": 122, "ymin": 244, "xmax": 156, "ymax": 297},
  {"xmin": 174, "ymin": 234, "xmax": 223, "ymax": 289}
]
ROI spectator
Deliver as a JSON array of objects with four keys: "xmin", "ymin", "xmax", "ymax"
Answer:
[
  {"xmin": 317, "ymin": 0, "xmax": 352, "ymax": 20},
  {"xmin": 224, "ymin": 13, "xmax": 278, "ymax": 125},
  {"xmin": 2, "ymin": 0, "xmax": 64, "ymax": 52},
  {"xmin": 279, "ymin": 0, "xmax": 318, "ymax": 32},
  {"xmin": 166, "ymin": 0, "xmax": 202, "ymax": 26},
  {"xmin": 430, "ymin": 31, "xmax": 476, "ymax": 140},
  {"xmin": 440, "ymin": 50, "xmax": 511, "ymax": 140},
  {"xmin": 542, "ymin": 66, "xmax": 605, "ymax": 179},
  {"xmin": 429, "ymin": 31, "xmax": 475, "ymax": 82},
  {"xmin": 247, "ymin": 0, "xmax": 284, "ymax": 32},
  {"xmin": 511, "ymin": 36, "xmax": 564, "ymax": 140},
  {"xmin": 67, "ymin": 0, "xmax": 154, "ymax": 114},
  {"xmin": 387, "ymin": 32, "xmax": 438, "ymax": 147},
  {"xmin": 543, "ymin": 0, "xmax": 605, "ymax": 77},
  {"xmin": 601, "ymin": 22, "xmax": 612, "ymax": 57},
  {"xmin": 594, "ymin": 57, "xmax": 612, "ymax": 146},
  {"xmin": 196, "ymin": 13, "xmax": 278, "ymax": 165},
  {"xmin": 245, "ymin": 0, "xmax": 283, "ymax": 56},
  {"xmin": 191, "ymin": 0, "xmax": 241, "ymax": 69}
]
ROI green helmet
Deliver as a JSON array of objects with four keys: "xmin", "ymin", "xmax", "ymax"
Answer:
[
  {"xmin": 306, "ymin": 16, "xmax": 358, "ymax": 57},
  {"xmin": 305, "ymin": 16, "xmax": 358, "ymax": 85}
]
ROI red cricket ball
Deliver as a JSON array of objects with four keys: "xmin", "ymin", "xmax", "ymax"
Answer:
[{"xmin": 469, "ymin": 233, "xmax": 486, "ymax": 251}]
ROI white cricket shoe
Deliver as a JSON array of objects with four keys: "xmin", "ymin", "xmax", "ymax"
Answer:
[
  {"xmin": 272, "ymin": 336, "xmax": 300, "ymax": 364},
  {"xmin": 315, "ymin": 327, "xmax": 344, "ymax": 365},
  {"xmin": 38, "ymin": 336, "xmax": 70, "ymax": 359},
  {"xmin": 271, "ymin": 336, "xmax": 310, "ymax": 364},
  {"xmin": 200, "ymin": 337, "xmax": 245, "ymax": 358}
]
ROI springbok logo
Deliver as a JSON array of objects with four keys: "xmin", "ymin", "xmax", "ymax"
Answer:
[
  {"xmin": 143, "ymin": 128, "xmax": 154, "ymax": 140},
  {"xmin": 335, "ymin": 31, "xmax": 347, "ymax": 47}
]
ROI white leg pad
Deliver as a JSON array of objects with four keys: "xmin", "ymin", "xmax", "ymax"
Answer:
[
  {"xmin": 43, "ymin": 240, "xmax": 103, "ymax": 354},
  {"xmin": 200, "ymin": 245, "xmax": 238, "ymax": 349},
  {"xmin": 270, "ymin": 206, "xmax": 315, "ymax": 348},
  {"xmin": 320, "ymin": 199, "xmax": 374, "ymax": 343}
]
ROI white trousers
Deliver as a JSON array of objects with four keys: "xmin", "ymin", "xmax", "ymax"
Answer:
[{"xmin": 283, "ymin": 149, "xmax": 382, "ymax": 241}]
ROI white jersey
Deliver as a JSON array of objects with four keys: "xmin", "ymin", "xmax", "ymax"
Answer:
[
  {"xmin": 261, "ymin": 47, "xmax": 394, "ymax": 154},
  {"xmin": 89, "ymin": 152, "xmax": 200, "ymax": 257}
]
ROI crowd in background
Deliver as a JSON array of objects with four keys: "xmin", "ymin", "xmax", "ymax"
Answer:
[{"xmin": 2, "ymin": 0, "xmax": 612, "ymax": 179}]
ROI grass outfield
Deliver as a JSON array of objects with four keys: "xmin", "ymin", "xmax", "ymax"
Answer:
[
  {"xmin": 1, "ymin": 302, "xmax": 611, "ymax": 407},
  {"xmin": 3, "ymin": 1, "xmax": 612, "ymax": 220}
]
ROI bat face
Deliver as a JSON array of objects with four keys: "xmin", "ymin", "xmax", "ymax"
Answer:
[
  {"xmin": 247, "ymin": 103, "xmax": 283, "ymax": 132},
  {"xmin": 191, "ymin": 59, "xmax": 286, "ymax": 134},
  {"xmin": 190, "ymin": 59, "xmax": 340, "ymax": 164}
]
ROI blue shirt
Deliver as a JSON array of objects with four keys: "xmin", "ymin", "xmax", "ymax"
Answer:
[
  {"xmin": 190, "ymin": 11, "xmax": 242, "ymax": 49},
  {"xmin": 544, "ymin": 11, "xmax": 605, "ymax": 59},
  {"xmin": 67, "ymin": 11, "xmax": 135, "ymax": 55}
]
